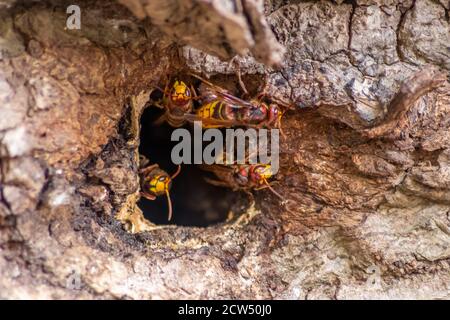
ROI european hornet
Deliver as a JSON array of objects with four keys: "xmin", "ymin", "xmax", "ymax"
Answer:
[
  {"xmin": 200, "ymin": 162, "xmax": 285, "ymax": 201},
  {"xmin": 151, "ymin": 78, "xmax": 197, "ymax": 127},
  {"xmin": 139, "ymin": 156, "xmax": 181, "ymax": 221},
  {"xmin": 185, "ymin": 73, "xmax": 287, "ymax": 134}
]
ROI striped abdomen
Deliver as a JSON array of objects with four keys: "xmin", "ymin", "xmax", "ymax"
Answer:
[
  {"xmin": 196, "ymin": 100, "xmax": 236, "ymax": 127},
  {"xmin": 165, "ymin": 112, "xmax": 186, "ymax": 127},
  {"xmin": 165, "ymin": 100, "xmax": 192, "ymax": 127}
]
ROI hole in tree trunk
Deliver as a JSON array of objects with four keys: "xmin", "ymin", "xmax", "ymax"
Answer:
[{"xmin": 137, "ymin": 104, "xmax": 248, "ymax": 227}]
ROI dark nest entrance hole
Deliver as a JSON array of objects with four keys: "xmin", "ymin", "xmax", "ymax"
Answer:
[
  {"xmin": 138, "ymin": 102, "xmax": 247, "ymax": 227},
  {"xmin": 136, "ymin": 73, "xmax": 266, "ymax": 227}
]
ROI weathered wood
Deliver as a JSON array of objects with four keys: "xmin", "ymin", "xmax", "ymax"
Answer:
[{"xmin": 0, "ymin": 0, "xmax": 449, "ymax": 299}]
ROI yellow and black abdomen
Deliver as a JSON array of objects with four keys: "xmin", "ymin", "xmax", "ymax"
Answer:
[{"xmin": 196, "ymin": 100, "xmax": 232, "ymax": 128}]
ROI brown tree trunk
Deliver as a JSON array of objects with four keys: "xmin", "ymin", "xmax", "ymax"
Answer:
[{"xmin": 0, "ymin": 0, "xmax": 449, "ymax": 299}]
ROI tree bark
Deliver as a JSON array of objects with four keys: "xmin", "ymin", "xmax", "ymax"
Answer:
[{"xmin": 0, "ymin": 0, "xmax": 449, "ymax": 299}]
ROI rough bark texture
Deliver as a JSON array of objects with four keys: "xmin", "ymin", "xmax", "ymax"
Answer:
[{"xmin": 0, "ymin": 0, "xmax": 449, "ymax": 299}]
